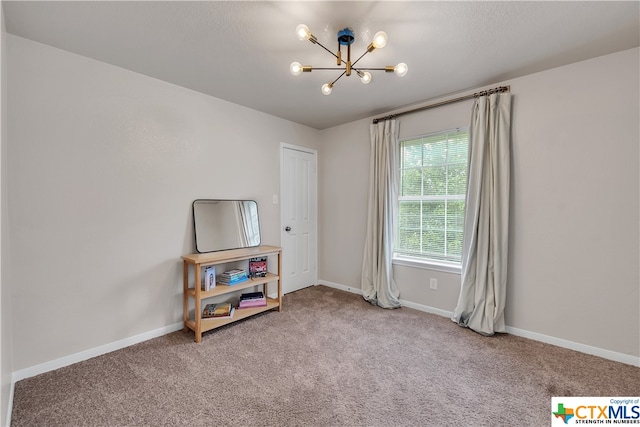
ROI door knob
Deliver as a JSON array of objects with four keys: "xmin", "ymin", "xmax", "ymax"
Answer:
[{"xmin": 285, "ymin": 226, "xmax": 291, "ymax": 232}]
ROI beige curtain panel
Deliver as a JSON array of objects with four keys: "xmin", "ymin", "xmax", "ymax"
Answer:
[
  {"xmin": 453, "ymin": 93, "xmax": 512, "ymax": 335},
  {"xmin": 361, "ymin": 119, "xmax": 401, "ymax": 309}
]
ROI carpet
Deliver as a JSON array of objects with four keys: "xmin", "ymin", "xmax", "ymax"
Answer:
[{"xmin": 11, "ymin": 285, "xmax": 640, "ymax": 426}]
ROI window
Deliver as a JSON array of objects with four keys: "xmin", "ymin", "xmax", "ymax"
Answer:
[{"xmin": 396, "ymin": 128, "xmax": 469, "ymax": 267}]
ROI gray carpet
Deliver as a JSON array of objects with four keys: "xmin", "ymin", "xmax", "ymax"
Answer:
[{"xmin": 11, "ymin": 285, "xmax": 640, "ymax": 426}]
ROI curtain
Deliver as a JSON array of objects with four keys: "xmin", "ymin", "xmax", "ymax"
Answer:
[
  {"xmin": 452, "ymin": 93, "xmax": 512, "ymax": 335},
  {"xmin": 361, "ymin": 119, "xmax": 401, "ymax": 309}
]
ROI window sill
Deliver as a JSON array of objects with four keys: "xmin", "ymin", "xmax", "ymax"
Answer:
[{"xmin": 392, "ymin": 256, "xmax": 462, "ymax": 275}]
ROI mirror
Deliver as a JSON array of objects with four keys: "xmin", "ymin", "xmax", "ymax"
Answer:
[{"xmin": 192, "ymin": 199, "xmax": 261, "ymax": 253}]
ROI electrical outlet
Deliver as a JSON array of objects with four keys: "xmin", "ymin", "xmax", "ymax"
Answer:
[{"xmin": 430, "ymin": 278, "xmax": 438, "ymax": 290}]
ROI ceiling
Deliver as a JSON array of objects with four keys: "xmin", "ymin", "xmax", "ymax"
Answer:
[{"xmin": 3, "ymin": 1, "xmax": 639, "ymax": 130}]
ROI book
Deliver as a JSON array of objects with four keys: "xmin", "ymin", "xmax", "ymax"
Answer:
[
  {"xmin": 218, "ymin": 276, "xmax": 248, "ymax": 285},
  {"xmin": 221, "ymin": 269, "xmax": 246, "ymax": 278},
  {"xmin": 204, "ymin": 306, "xmax": 234, "ymax": 319},
  {"xmin": 238, "ymin": 299, "xmax": 267, "ymax": 309},
  {"xmin": 239, "ymin": 291, "xmax": 264, "ymax": 301},
  {"xmin": 202, "ymin": 302, "xmax": 233, "ymax": 318},
  {"xmin": 219, "ymin": 269, "xmax": 248, "ymax": 285},
  {"xmin": 202, "ymin": 266, "xmax": 216, "ymax": 291},
  {"xmin": 221, "ymin": 273, "xmax": 247, "ymax": 281},
  {"xmin": 202, "ymin": 302, "xmax": 230, "ymax": 317},
  {"xmin": 249, "ymin": 256, "xmax": 268, "ymax": 278},
  {"xmin": 238, "ymin": 291, "xmax": 266, "ymax": 309}
]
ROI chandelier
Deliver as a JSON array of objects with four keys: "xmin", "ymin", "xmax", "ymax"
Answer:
[{"xmin": 290, "ymin": 24, "xmax": 408, "ymax": 95}]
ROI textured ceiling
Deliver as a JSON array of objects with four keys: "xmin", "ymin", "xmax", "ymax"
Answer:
[{"xmin": 3, "ymin": 1, "xmax": 639, "ymax": 129}]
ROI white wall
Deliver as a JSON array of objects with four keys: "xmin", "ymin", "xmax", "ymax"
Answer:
[
  {"xmin": 6, "ymin": 35, "xmax": 321, "ymax": 371},
  {"xmin": 319, "ymin": 48, "xmax": 640, "ymax": 361},
  {"xmin": 1, "ymin": 5, "xmax": 14, "ymax": 426}
]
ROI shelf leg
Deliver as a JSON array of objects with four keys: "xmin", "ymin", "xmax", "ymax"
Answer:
[
  {"xmin": 183, "ymin": 260, "xmax": 189, "ymax": 331},
  {"xmin": 195, "ymin": 264, "xmax": 202, "ymax": 343},
  {"xmin": 277, "ymin": 251, "xmax": 283, "ymax": 311}
]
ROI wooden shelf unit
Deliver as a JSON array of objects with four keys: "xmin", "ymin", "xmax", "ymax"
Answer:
[{"xmin": 182, "ymin": 245, "xmax": 282, "ymax": 343}]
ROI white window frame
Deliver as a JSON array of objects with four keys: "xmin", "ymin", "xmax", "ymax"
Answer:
[{"xmin": 393, "ymin": 127, "xmax": 469, "ymax": 274}]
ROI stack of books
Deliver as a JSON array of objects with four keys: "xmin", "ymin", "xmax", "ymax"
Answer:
[
  {"xmin": 202, "ymin": 302, "xmax": 235, "ymax": 319},
  {"xmin": 249, "ymin": 256, "xmax": 268, "ymax": 278},
  {"xmin": 219, "ymin": 269, "xmax": 248, "ymax": 285},
  {"xmin": 238, "ymin": 291, "xmax": 267, "ymax": 309}
]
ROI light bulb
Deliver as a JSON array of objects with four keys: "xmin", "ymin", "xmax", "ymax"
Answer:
[
  {"xmin": 290, "ymin": 62, "xmax": 303, "ymax": 76},
  {"xmin": 296, "ymin": 24, "xmax": 311, "ymax": 40},
  {"xmin": 372, "ymin": 31, "xmax": 388, "ymax": 49},
  {"xmin": 394, "ymin": 63, "xmax": 408, "ymax": 77},
  {"xmin": 359, "ymin": 71, "xmax": 372, "ymax": 84},
  {"xmin": 321, "ymin": 83, "xmax": 333, "ymax": 95}
]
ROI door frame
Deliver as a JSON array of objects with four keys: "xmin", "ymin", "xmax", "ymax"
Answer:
[{"xmin": 279, "ymin": 142, "xmax": 318, "ymax": 293}]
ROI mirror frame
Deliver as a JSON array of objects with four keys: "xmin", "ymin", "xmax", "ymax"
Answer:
[{"xmin": 192, "ymin": 199, "xmax": 261, "ymax": 253}]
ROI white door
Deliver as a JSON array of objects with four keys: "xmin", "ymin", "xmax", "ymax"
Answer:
[{"xmin": 281, "ymin": 144, "xmax": 317, "ymax": 294}]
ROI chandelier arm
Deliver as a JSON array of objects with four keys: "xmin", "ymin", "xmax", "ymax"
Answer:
[
  {"xmin": 305, "ymin": 66, "xmax": 388, "ymax": 72},
  {"xmin": 313, "ymin": 39, "xmax": 340, "ymax": 61},
  {"xmin": 350, "ymin": 50, "xmax": 371, "ymax": 67},
  {"xmin": 307, "ymin": 67, "xmax": 388, "ymax": 73},
  {"xmin": 330, "ymin": 71, "xmax": 347, "ymax": 86}
]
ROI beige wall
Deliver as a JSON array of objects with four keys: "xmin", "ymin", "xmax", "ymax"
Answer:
[
  {"xmin": 506, "ymin": 48, "xmax": 638, "ymax": 357},
  {"xmin": 1, "ymin": 5, "xmax": 13, "ymax": 426},
  {"xmin": 319, "ymin": 48, "xmax": 640, "ymax": 360},
  {"xmin": 6, "ymin": 35, "xmax": 321, "ymax": 371}
]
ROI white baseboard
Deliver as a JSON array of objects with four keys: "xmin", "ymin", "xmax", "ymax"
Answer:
[
  {"xmin": 399, "ymin": 299, "xmax": 454, "ymax": 318},
  {"xmin": 317, "ymin": 280, "xmax": 363, "ymax": 295},
  {"xmin": 12, "ymin": 322, "xmax": 183, "ymax": 383},
  {"xmin": 504, "ymin": 326, "xmax": 640, "ymax": 367},
  {"xmin": 317, "ymin": 280, "xmax": 640, "ymax": 368},
  {"xmin": 319, "ymin": 279, "xmax": 454, "ymax": 317}
]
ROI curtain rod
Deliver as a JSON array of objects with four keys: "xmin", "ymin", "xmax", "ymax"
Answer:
[{"xmin": 372, "ymin": 85, "xmax": 510, "ymax": 124}]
